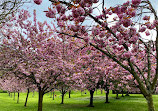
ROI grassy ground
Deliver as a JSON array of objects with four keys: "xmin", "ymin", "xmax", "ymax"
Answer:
[{"xmin": 0, "ymin": 90, "xmax": 158, "ymax": 111}]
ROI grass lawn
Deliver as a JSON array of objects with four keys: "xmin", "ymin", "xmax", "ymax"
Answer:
[{"xmin": 0, "ymin": 90, "xmax": 158, "ymax": 111}]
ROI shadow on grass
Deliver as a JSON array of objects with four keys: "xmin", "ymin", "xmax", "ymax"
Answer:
[
  {"xmin": 41, "ymin": 95, "xmax": 148, "ymax": 111},
  {"xmin": 42, "ymin": 99, "xmax": 148, "ymax": 111}
]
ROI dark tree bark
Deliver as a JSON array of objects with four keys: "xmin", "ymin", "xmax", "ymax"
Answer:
[
  {"xmin": 96, "ymin": 89, "xmax": 97, "ymax": 95},
  {"xmin": 13, "ymin": 92, "xmax": 15, "ymax": 100},
  {"xmin": 105, "ymin": 88, "xmax": 110, "ymax": 103},
  {"xmin": 69, "ymin": 90, "xmax": 71, "ymax": 98},
  {"xmin": 8, "ymin": 92, "xmax": 10, "ymax": 96},
  {"xmin": 125, "ymin": 93, "xmax": 130, "ymax": 96},
  {"xmin": 121, "ymin": 90, "xmax": 124, "ymax": 97},
  {"xmin": 116, "ymin": 91, "xmax": 119, "ymax": 99},
  {"xmin": 53, "ymin": 91, "xmax": 55, "ymax": 100},
  {"xmin": 38, "ymin": 87, "xmax": 44, "ymax": 111},
  {"xmin": 61, "ymin": 93, "xmax": 65, "ymax": 104},
  {"xmin": 87, "ymin": 90, "xmax": 94, "ymax": 107},
  {"xmin": 125, "ymin": 91, "xmax": 130, "ymax": 96},
  {"xmin": 17, "ymin": 92, "xmax": 19, "ymax": 103},
  {"xmin": 101, "ymin": 89, "xmax": 103, "ymax": 94},
  {"xmin": 32, "ymin": 91, "xmax": 35, "ymax": 97},
  {"xmin": 61, "ymin": 88, "xmax": 66, "ymax": 104},
  {"xmin": 24, "ymin": 88, "xmax": 30, "ymax": 107},
  {"xmin": 146, "ymin": 94, "xmax": 155, "ymax": 111},
  {"xmin": 50, "ymin": 91, "xmax": 52, "ymax": 98}
]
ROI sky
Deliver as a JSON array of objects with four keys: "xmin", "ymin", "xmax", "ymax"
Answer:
[
  {"xmin": 22, "ymin": 0, "xmax": 158, "ymax": 22},
  {"xmin": 22, "ymin": 0, "xmax": 52, "ymax": 22}
]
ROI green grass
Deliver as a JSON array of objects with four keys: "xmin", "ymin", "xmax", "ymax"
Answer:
[{"xmin": 0, "ymin": 90, "xmax": 158, "ymax": 111}]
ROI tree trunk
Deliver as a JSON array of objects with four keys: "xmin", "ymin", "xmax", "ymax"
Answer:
[
  {"xmin": 121, "ymin": 90, "xmax": 124, "ymax": 97},
  {"xmin": 38, "ymin": 88, "xmax": 44, "ymax": 111},
  {"xmin": 69, "ymin": 90, "xmax": 71, "ymax": 98},
  {"xmin": 146, "ymin": 94, "xmax": 155, "ymax": 111},
  {"xmin": 24, "ymin": 88, "xmax": 30, "ymax": 107},
  {"xmin": 32, "ymin": 91, "xmax": 35, "ymax": 97},
  {"xmin": 81, "ymin": 90, "xmax": 83, "ymax": 96},
  {"xmin": 116, "ymin": 91, "xmax": 119, "ymax": 99},
  {"xmin": 125, "ymin": 93, "xmax": 129, "ymax": 96},
  {"xmin": 101, "ymin": 89, "xmax": 102, "ymax": 94},
  {"xmin": 105, "ymin": 88, "xmax": 109, "ymax": 103},
  {"xmin": 96, "ymin": 89, "xmax": 97, "ymax": 95},
  {"xmin": 60, "ymin": 87, "xmax": 66, "ymax": 104},
  {"xmin": 87, "ymin": 90, "xmax": 94, "ymax": 107},
  {"xmin": 53, "ymin": 91, "xmax": 55, "ymax": 100},
  {"xmin": 125, "ymin": 91, "xmax": 129, "ymax": 96},
  {"xmin": 17, "ymin": 92, "xmax": 19, "ymax": 103},
  {"xmin": 13, "ymin": 92, "xmax": 15, "ymax": 100},
  {"xmin": 11, "ymin": 93, "xmax": 12, "ymax": 98},
  {"xmin": 8, "ymin": 92, "xmax": 10, "ymax": 96},
  {"xmin": 61, "ymin": 93, "xmax": 65, "ymax": 104},
  {"xmin": 50, "ymin": 91, "xmax": 52, "ymax": 98}
]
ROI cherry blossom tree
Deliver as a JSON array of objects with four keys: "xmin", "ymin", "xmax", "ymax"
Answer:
[
  {"xmin": 0, "ymin": 9, "xmax": 67, "ymax": 111},
  {"xmin": 55, "ymin": 38, "xmax": 78, "ymax": 104},
  {"xmin": 75, "ymin": 45, "xmax": 107, "ymax": 107},
  {"xmin": 0, "ymin": 73, "xmax": 28, "ymax": 103},
  {"xmin": 34, "ymin": 0, "xmax": 158, "ymax": 111}
]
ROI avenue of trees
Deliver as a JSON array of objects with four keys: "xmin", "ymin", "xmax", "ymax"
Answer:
[{"xmin": 0, "ymin": 0, "xmax": 158, "ymax": 111}]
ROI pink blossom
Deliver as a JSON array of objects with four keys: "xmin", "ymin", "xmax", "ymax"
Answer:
[
  {"xmin": 143, "ymin": 16, "xmax": 150, "ymax": 21},
  {"xmin": 121, "ymin": 6, "xmax": 127, "ymax": 12},
  {"xmin": 72, "ymin": 7, "xmax": 85, "ymax": 18},
  {"xmin": 93, "ymin": 0, "xmax": 99, "ymax": 3},
  {"xmin": 118, "ymin": 39, "xmax": 125, "ymax": 45},
  {"xmin": 56, "ymin": 4, "xmax": 65, "ymax": 14},
  {"xmin": 79, "ymin": 0, "xmax": 85, "ymax": 7},
  {"xmin": 145, "ymin": 30, "xmax": 150, "ymax": 36},
  {"xmin": 130, "ymin": 11, "xmax": 136, "ymax": 17},
  {"xmin": 123, "ymin": 1, "xmax": 130, "ymax": 6},
  {"xmin": 122, "ymin": 19, "xmax": 132, "ymax": 27},
  {"xmin": 34, "ymin": 0, "xmax": 42, "ymax": 5},
  {"xmin": 45, "ymin": 8, "xmax": 56, "ymax": 18},
  {"xmin": 3, "ymin": 39, "xmax": 8, "ymax": 44},
  {"xmin": 77, "ymin": 7, "xmax": 85, "ymax": 16},
  {"xmin": 56, "ymin": 4, "xmax": 62, "ymax": 13},
  {"xmin": 130, "ymin": 36, "xmax": 138, "ymax": 43},
  {"xmin": 123, "ymin": 51, "xmax": 132, "ymax": 58},
  {"xmin": 84, "ymin": 37, "xmax": 89, "ymax": 43},
  {"xmin": 153, "ymin": 20, "xmax": 158, "ymax": 27},
  {"xmin": 116, "ymin": 46, "xmax": 124, "ymax": 51},
  {"xmin": 130, "ymin": 56, "xmax": 135, "ymax": 63},
  {"xmin": 101, "ymin": 22, "xmax": 107, "ymax": 27},
  {"xmin": 70, "ymin": 25, "xmax": 80, "ymax": 32},
  {"xmin": 78, "ymin": 16, "xmax": 85, "ymax": 22},
  {"xmin": 132, "ymin": 0, "xmax": 141, "ymax": 5},
  {"xmin": 99, "ymin": 31, "xmax": 106, "ymax": 38},
  {"xmin": 118, "ymin": 14, "xmax": 124, "ymax": 19},
  {"xmin": 92, "ymin": 27, "xmax": 100, "ymax": 35},
  {"xmin": 60, "ymin": 14, "xmax": 67, "ymax": 21},
  {"xmin": 139, "ymin": 27, "xmax": 146, "ymax": 32},
  {"xmin": 118, "ymin": 84, "xmax": 122, "ymax": 87}
]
